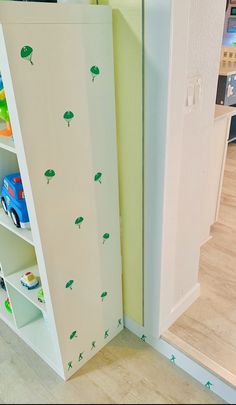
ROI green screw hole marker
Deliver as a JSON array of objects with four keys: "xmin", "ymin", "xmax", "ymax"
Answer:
[
  {"xmin": 21, "ymin": 45, "xmax": 34, "ymax": 65},
  {"xmin": 68, "ymin": 361, "xmax": 73, "ymax": 371},
  {"xmin": 91, "ymin": 341, "xmax": 96, "ymax": 350},
  {"xmin": 44, "ymin": 169, "xmax": 56, "ymax": 184},
  {"xmin": 94, "ymin": 172, "xmax": 103, "ymax": 184},
  {"xmin": 104, "ymin": 329, "xmax": 109, "ymax": 339},
  {"xmin": 70, "ymin": 330, "xmax": 78, "ymax": 340},
  {"xmin": 103, "ymin": 233, "xmax": 110, "ymax": 244},
  {"xmin": 78, "ymin": 352, "xmax": 84, "ymax": 362},
  {"xmin": 170, "ymin": 355, "xmax": 176, "ymax": 363},
  {"xmin": 63, "ymin": 111, "xmax": 74, "ymax": 127},
  {"xmin": 90, "ymin": 65, "xmax": 100, "ymax": 82},
  {"xmin": 205, "ymin": 381, "xmax": 213, "ymax": 390},
  {"xmin": 65, "ymin": 280, "xmax": 74, "ymax": 290},
  {"xmin": 101, "ymin": 291, "xmax": 108, "ymax": 302},
  {"xmin": 75, "ymin": 217, "xmax": 84, "ymax": 229},
  {"xmin": 117, "ymin": 318, "xmax": 122, "ymax": 328},
  {"xmin": 141, "ymin": 334, "xmax": 147, "ymax": 343}
]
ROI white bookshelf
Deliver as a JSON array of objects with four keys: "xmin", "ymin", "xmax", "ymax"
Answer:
[
  {"xmin": 0, "ymin": 2, "xmax": 123, "ymax": 381},
  {"xmin": 0, "ymin": 208, "xmax": 34, "ymax": 245},
  {"xmin": 0, "ymin": 135, "xmax": 16, "ymax": 154}
]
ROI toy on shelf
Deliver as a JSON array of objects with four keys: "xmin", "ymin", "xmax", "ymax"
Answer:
[
  {"xmin": 1, "ymin": 173, "xmax": 30, "ymax": 229},
  {"xmin": 20, "ymin": 271, "xmax": 39, "ymax": 290},
  {"xmin": 37, "ymin": 288, "xmax": 45, "ymax": 303},
  {"xmin": 5, "ymin": 298, "xmax": 12, "ymax": 314},
  {"xmin": 0, "ymin": 74, "xmax": 12, "ymax": 137},
  {"xmin": 0, "ymin": 277, "xmax": 6, "ymax": 291}
]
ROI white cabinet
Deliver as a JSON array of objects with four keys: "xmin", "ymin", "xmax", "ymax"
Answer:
[{"xmin": 0, "ymin": 2, "xmax": 122, "ymax": 380}]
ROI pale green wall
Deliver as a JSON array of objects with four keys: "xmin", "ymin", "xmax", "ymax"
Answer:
[{"xmin": 93, "ymin": 0, "xmax": 143, "ymax": 324}]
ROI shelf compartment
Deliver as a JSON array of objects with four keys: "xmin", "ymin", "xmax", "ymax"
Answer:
[
  {"xmin": 0, "ymin": 286, "xmax": 14, "ymax": 327},
  {"xmin": 0, "ymin": 135, "xmax": 15, "ymax": 154},
  {"xmin": 7, "ymin": 282, "xmax": 42, "ymax": 329},
  {"xmin": 0, "ymin": 149, "xmax": 33, "ymax": 245},
  {"xmin": 0, "ymin": 223, "xmax": 35, "ymax": 281},
  {"xmin": 7, "ymin": 283, "xmax": 58, "ymax": 367},
  {"xmin": 19, "ymin": 316, "xmax": 59, "ymax": 369},
  {"xmin": 0, "ymin": 147, "xmax": 19, "ymax": 186},
  {"xmin": 0, "ymin": 208, "xmax": 33, "ymax": 245},
  {"xmin": 6, "ymin": 265, "xmax": 46, "ymax": 314}
]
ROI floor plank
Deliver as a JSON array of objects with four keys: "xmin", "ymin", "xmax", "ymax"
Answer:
[
  {"xmin": 169, "ymin": 143, "xmax": 236, "ymax": 385},
  {"xmin": 0, "ymin": 320, "xmax": 223, "ymax": 404}
]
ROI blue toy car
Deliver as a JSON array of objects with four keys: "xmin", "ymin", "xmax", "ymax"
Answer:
[{"xmin": 1, "ymin": 173, "xmax": 30, "ymax": 228}]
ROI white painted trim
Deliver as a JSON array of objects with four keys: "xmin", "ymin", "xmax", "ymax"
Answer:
[
  {"xmin": 200, "ymin": 235, "xmax": 212, "ymax": 247},
  {"xmin": 161, "ymin": 283, "xmax": 200, "ymax": 332},
  {"xmin": 124, "ymin": 315, "xmax": 236, "ymax": 404},
  {"xmin": 163, "ymin": 330, "xmax": 236, "ymax": 388},
  {"xmin": 215, "ymin": 114, "xmax": 232, "ymax": 223},
  {"xmin": 143, "ymin": 0, "xmax": 172, "ymax": 339},
  {"xmin": 124, "ymin": 315, "xmax": 145, "ymax": 337}
]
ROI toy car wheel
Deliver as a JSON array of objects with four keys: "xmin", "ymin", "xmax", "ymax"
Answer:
[
  {"xmin": 1, "ymin": 198, "xmax": 8, "ymax": 214},
  {"xmin": 10, "ymin": 209, "xmax": 20, "ymax": 228}
]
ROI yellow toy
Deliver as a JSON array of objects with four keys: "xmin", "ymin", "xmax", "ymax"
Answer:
[{"xmin": 0, "ymin": 89, "xmax": 5, "ymax": 101}]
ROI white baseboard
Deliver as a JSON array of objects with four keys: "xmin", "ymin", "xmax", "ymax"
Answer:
[
  {"xmin": 124, "ymin": 315, "xmax": 236, "ymax": 404},
  {"xmin": 201, "ymin": 234, "xmax": 213, "ymax": 247},
  {"xmin": 161, "ymin": 283, "xmax": 201, "ymax": 332},
  {"xmin": 124, "ymin": 315, "xmax": 145, "ymax": 336}
]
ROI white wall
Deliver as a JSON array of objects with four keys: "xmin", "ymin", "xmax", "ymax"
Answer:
[{"xmin": 145, "ymin": 0, "xmax": 226, "ymax": 335}]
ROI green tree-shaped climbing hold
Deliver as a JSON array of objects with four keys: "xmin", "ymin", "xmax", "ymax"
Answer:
[
  {"xmin": 44, "ymin": 169, "xmax": 56, "ymax": 184},
  {"xmin": 75, "ymin": 217, "xmax": 84, "ymax": 229},
  {"xmin": 68, "ymin": 361, "xmax": 73, "ymax": 371},
  {"xmin": 70, "ymin": 330, "xmax": 78, "ymax": 340},
  {"xmin": 21, "ymin": 46, "xmax": 34, "ymax": 65},
  {"xmin": 117, "ymin": 318, "xmax": 122, "ymax": 328},
  {"xmin": 170, "ymin": 355, "xmax": 176, "ymax": 363},
  {"xmin": 141, "ymin": 334, "xmax": 147, "ymax": 343},
  {"xmin": 104, "ymin": 329, "xmax": 109, "ymax": 339},
  {"xmin": 90, "ymin": 65, "xmax": 100, "ymax": 82},
  {"xmin": 78, "ymin": 352, "xmax": 84, "ymax": 362},
  {"xmin": 103, "ymin": 233, "xmax": 110, "ymax": 244},
  {"xmin": 94, "ymin": 172, "xmax": 102, "ymax": 184},
  {"xmin": 63, "ymin": 111, "xmax": 74, "ymax": 127},
  {"xmin": 101, "ymin": 291, "xmax": 108, "ymax": 302},
  {"xmin": 91, "ymin": 341, "xmax": 96, "ymax": 350},
  {"xmin": 66, "ymin": 280, "xmax": 74, "ymax": 290},
  {"xmin": 205, "ymin": 381, "xmax": 213, "ymax": 390}
]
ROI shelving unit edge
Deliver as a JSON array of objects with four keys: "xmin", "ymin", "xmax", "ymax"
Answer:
[{"xmin": 0, "ymin": 22, "xmax": 65, "ymax": 378}]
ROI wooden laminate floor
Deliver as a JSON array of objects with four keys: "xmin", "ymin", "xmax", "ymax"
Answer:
[
  {"xmin": 168, "ymin": 143, "xmax": 236, "ymax": 384},
  {"xmin": 0, "ymin": 319, "xmax": 223, "ymax": 404}
]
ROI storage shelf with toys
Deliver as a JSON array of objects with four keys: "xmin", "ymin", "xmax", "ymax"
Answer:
[
  {"xmin": 0, "ymin": 222, "xmax": 54, "ymax": 366},
  {"xmin": 0, "ymin": 2, "xmax": 123, "ymax": 381},
  {"xmin": 6, "ymin": 265, "xmax": 46, "ymax": 315}
]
